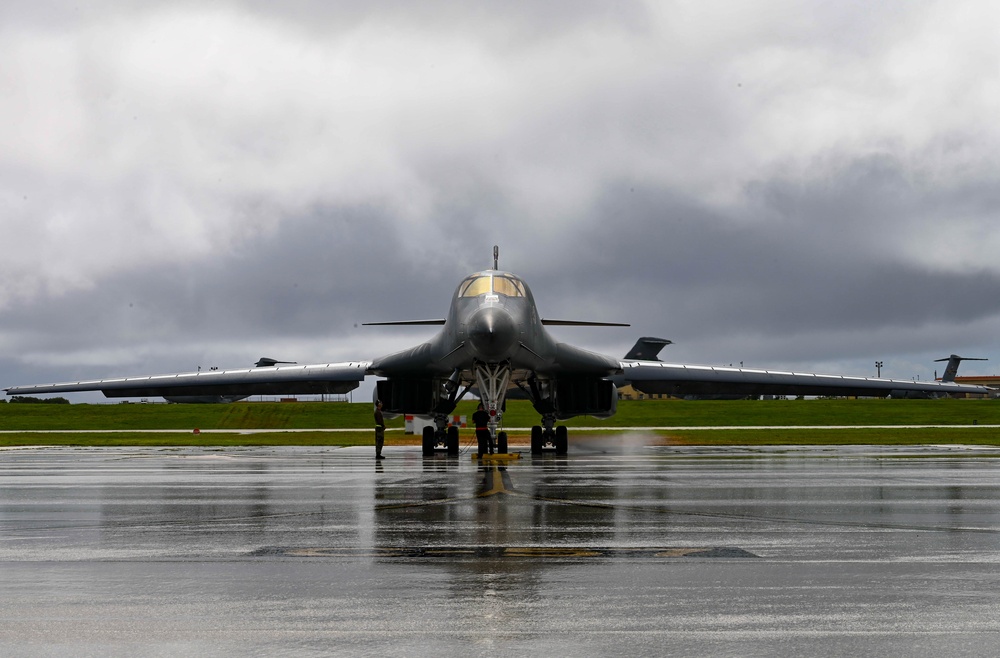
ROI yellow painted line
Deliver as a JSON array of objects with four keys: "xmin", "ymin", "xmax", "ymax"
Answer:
[
  {"xmin": 477, "ymin": 468, "xmax": 510, "ymax": 497},
  {"xmin": 654, "ymin": 548, "xmax": 705, "ymax": 557},
  {"xmin": 503, "ymin": 547, "xmax": 603, "ymax": 558}
]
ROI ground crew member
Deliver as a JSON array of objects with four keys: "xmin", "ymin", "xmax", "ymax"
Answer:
[
  {"xmin": 374, "ymin": 400, "xmax": 385, "ymax": 460},
  {"xmin": 473, "ymin": 402, "xmax": 493, "ymax": 455}
]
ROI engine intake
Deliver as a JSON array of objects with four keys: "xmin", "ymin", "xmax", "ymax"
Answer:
[{"xmin": 553, "ymin": 378, "xmax": 617, "ymax": 419}]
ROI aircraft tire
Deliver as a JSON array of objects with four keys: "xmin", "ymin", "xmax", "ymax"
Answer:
[
  {"xmin": 555, "ymin": 425, "xmax": 568, "ymax": 455},
  {"xmin": 447, "ymin": 425, "xmax": 459, "ymax": 456},
  {"xmin": 422, "ymin": 426, "xmax": 435, "ymax": 456},
  {"xmin": 497, "ymin": 431, "xmax": 508, "ymax": 454},
  {"xmin": 530, "ymin": 426, "xmax": 543, "ymax": 454}
]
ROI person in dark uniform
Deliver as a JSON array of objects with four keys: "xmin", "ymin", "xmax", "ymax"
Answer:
[
  {"xmin": 374, "ymin": 400, "xmax": 385, "ymax": 460},
  {"xmin": 472, "ymin": 402, "xmax": 493, "ymax": 455}
]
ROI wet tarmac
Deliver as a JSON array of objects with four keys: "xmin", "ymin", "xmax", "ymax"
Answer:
[{"xmin": 3, "ymin": 440, "xmax": 1000, "ymax": 656}]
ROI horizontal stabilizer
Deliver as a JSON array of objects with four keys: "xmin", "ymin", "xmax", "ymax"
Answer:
[
  {"xmin": 541, "ymin": 319, "xmax": 630, "ymax": 327},
  {"xmin": 362, "ymin": 319, "xmax": 446, "ymax": 326}
]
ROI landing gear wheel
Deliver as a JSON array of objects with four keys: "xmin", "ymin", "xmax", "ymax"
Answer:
[
  {"xmin": 555, "ymin": 425, "xmax": 568, "ymax": 455},
  {"xmin": 447, "ymin": 425, "xmax": 459, "ymax": 456},
  {"xmin": 497, "ymin": 431, "xmax": 508, "ymax": 454},
  {"xmin": 530, "ymin": 426, "xmax": 543, "ymax": 455},
  {"xmin": 422, "ymin": 426, "xmax": 435, "ymax": 457}
]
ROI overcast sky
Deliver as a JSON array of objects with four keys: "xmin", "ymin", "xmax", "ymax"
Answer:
[{"xmin": 3, "ymin": 1, "xmax": 999, "ymax": 402}]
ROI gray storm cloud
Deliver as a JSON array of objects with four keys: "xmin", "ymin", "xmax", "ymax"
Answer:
[{"xmin": 2, "ymin": 1, "xmax": 1000, "ymax": 393}]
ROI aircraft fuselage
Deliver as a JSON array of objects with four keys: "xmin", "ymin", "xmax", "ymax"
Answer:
[{"xmin": 370, "ymin": 269, "xmax": 621, "ymax": 453}]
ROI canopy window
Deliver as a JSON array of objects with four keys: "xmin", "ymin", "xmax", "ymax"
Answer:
[
  {"xmin": 492, "ymin": 275, "xmax": 525, "ymax": 297},
  {"xmin": 459, "ymin": 276, "xmax": 492, "ymax": 298},
  {"xmin": 459, "ymin": 274, "xmax": 527, "ymax": 298}
]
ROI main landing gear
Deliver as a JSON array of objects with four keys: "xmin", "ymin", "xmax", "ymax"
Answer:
[
  {"xmin": 530, "ymin": 425, "xmax": 568, "ymax": 455},
  {"xmin": 422, "ymin": 424, "xmax": 508, "ymax": 457},
  {"xmin": 422, "ymin": 423, "xmax": 460, "ymax": 457}
]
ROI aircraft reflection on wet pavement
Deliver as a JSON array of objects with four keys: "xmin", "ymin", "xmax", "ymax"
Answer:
[
  {"xmin": 8, "ymin": 446, "xmax": 1000, "ymax": 655},
  {"xmin": 361, "ymin": 456, "xmax": 759, "ymax": 563}
]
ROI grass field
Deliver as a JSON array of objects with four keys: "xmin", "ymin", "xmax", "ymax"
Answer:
[{"xmin": 2, "ymin": 398, "xmax": 999, "ymax": 447}]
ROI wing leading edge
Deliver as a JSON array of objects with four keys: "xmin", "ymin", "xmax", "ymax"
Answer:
[
  {"xmin": 4, "ymin": 362, "xmax": 370, "ymax": 399},
  {"xmin": 620, "ymin": 360, "xmax": 992, "ymax": 398}
]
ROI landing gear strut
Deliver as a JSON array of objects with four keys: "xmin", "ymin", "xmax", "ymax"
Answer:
[{"xmin": 474, "ymin": 360, "xmax": 510, "ymax": 456}]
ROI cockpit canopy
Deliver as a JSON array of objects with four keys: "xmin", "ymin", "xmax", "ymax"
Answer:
[{"xmin": 458, "ymin": 273, "xmax": 527, "ymax": 298}]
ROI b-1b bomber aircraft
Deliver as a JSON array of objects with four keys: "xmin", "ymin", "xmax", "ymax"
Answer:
[{"xmin": 5, "ymin": 247, "xmax": 990, "ymax": 455}]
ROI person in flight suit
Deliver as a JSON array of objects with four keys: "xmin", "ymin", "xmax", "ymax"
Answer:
[
  {"xmin": 473, "ymin": 402, "xmax": 493, "ymax": 455},
  {"xmin": 374, "ymin": 400, "xmax": 385, "ymax": 460}
]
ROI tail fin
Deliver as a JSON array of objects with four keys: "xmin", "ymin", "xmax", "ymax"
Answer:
[
  {"xmin": 255, "ymin": 357, "xmax": 297, "ymax": 368},
  {"xmin": 624, "ymin": 337, "xmax": 672, "ymax": 361},
  {"xmin": 933, "ymin": 354, "xmax": 987, "ymax": 382}
]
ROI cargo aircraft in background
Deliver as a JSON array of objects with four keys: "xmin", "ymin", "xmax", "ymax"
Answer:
[{"xmin": 5, "ymin": 247, "xmax": 990, "ymax": 455}]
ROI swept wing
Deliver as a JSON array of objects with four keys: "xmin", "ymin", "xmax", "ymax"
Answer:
[
  {"xmin": 5, "ymin": 361, "xmax": 369, "ymax": 399},
  {"xmin": 620, "ymin": 360, "xmax": 989, "ymax": 398}
]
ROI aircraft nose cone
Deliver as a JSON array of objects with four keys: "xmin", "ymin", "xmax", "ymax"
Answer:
[{"xmin": 467, "ymin": 307, "xmax": 518, "ymax": 361}]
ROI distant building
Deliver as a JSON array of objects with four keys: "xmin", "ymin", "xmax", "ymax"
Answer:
[
  {"xmin": 950, "ymin": 376, "xmax": 1000, "ymax": 397},
  {"xmin": 617, "ymin": 385, "xmax": 674, "ymax": 401}
]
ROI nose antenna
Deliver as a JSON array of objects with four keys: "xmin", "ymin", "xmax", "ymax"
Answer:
[{"xmin": 493, "ymin": 245, "xmax": 499, "ymax": 270}]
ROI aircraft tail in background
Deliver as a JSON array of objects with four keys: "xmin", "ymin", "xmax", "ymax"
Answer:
[
  {"xmin": 935, "ymin": 354, "xmax": 988, "ymax": 382},
  {"xmin": 623, "ymin": 337, "xmax": 672, "ymax": 361}
]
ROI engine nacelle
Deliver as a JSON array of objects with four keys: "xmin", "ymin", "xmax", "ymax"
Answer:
[
  {"xmin": 553, "ymin": 378, "xmax": 617, "ymax": 419},
  {"xmin": 376, "ymin": 379, "xmax": 435, "ymax": 414}
]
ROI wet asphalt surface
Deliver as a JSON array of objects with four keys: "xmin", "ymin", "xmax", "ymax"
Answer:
[{"xmin": 3, "ymin": 440, "xmax": 1000, "ymax": 656}]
